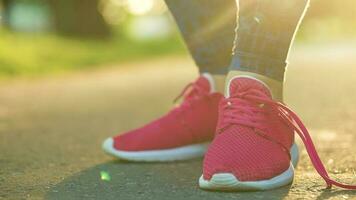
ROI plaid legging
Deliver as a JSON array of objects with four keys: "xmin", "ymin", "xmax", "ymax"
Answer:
[{"xmin": 165, "ymin": 0, "xmax": 309, "ymax": 81}]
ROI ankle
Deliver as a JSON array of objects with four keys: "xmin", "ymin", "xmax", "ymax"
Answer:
[
  {"xmin": 212, "ymin": 74, "xmax": 226, "ymax": 94},
  {"xmin": 226, "ymin": 71, "xmax": 284, "ymax": 101},
  {"xmin": 203, "ymin": 73, "xmax": 226, "ymax": 94}
]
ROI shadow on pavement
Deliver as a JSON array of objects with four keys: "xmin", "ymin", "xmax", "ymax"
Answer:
[
  {"xmin": 46, "ymin": 159, "xmax": 292, "ymax": 200},
  {"xmin": 316, "ymin": 189, "xmax": 356, "ymax": 200}
]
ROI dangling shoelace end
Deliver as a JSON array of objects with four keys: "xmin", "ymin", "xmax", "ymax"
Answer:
[{"xmin": 233, "ymin": 91, "xmax": 356, "ymax": 190}]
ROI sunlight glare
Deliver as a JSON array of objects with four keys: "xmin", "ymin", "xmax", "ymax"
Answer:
[
  {"xmin": 100, "ymin": 171, "xmax": 111, "ymax": 181},
  {"xmin": 127, "ymin": 0, "xmax": 154, "ymax": 15}
]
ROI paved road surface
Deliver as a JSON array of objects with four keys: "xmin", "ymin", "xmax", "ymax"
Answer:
[{"xmin": 1, "ymin": 45, "xmax": 356, "ymax": 199}]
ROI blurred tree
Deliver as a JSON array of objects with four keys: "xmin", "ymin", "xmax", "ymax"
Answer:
[
  {"xmin": 48, "ymin": 0, "xmax": 111, "ymax": 38},
  {"xmin": 1, "ymin": 0, "xmax": 11, "ymax": 27}
]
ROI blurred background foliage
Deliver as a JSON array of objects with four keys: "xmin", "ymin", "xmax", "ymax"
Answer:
[{"xmin": 0, "ymin": 0, "xmax": 355, "ymax": 78}]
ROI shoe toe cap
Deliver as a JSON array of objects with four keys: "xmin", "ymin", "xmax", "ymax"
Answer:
[
  {"xmin": 102, "ymin": 137, "xmax": 116, "ymax": 154},
  {"xmin": 202, "ymin": 133, "xmax": 291, "ymax": 182}
]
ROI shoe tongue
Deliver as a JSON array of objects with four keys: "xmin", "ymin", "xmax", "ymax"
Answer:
[
  {"xmin": 227, "ymin": 76, "xmax": 272, "ymax": 98},
  {"xmin": 195, "ymin": 75, "xmax": 212, "ymax": 93}
]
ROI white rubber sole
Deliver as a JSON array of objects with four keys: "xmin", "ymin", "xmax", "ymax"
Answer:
[
  {"xmin": 199, "ymin": 143, "xmax": 299, "ymax": 191},
  {"xmin": 102, "ymin": 138, "xmax": 210, "ymax": 162}
]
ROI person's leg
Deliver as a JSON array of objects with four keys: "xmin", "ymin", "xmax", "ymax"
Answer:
[
  {"xmin": 103, "ymin": 0, "xmax": 238, "ymax": 161},
  {"xmin": 227, "ymin": 0, "xmax": 309, "ymax": 100},
  {"xmin": 103, "ymin": 1, "xmax": 239, "ymax": 160},
  {"xmin": 202, "ymin": 0, "xmax": 356, "ymax": 189},
  {"xmin": 165, "ymin": 0, "xmax": 237, "ymax": 92},
  {"xmin": 200, "ymin": 0, "xmax": 311, "ymax": 191}
]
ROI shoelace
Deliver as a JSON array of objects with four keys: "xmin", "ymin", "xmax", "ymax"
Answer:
[
  {"xmin": 173, "ymin": 81, "xmax": 208, "ymax": 103},
  {"xmin": 220, "ymin": 89, "xmax": 270, "ymax": 132},
  {"xmin": 221, "ymin": 89, "xmax": 356, "ymax": 190}
]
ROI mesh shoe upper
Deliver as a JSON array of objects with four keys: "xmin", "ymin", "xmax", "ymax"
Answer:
[
  {"xmin": 203, "ymin": 76, "xmax": 356, "ymax": 190},
  {"xmin": 203, "ymin": 77, "xmax": 294, "ymax": 181},
  {"xmin": 112, "ymin": 75, "xmax": 223, "ymax": 151}
]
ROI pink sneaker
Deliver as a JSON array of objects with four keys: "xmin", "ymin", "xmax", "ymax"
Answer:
[
  {"xmin": 103, "ymin": 74, "xmax": 223, "ymax": 162},
  {"xmin": 199, "ymin": 76, "xmax": 356, "ymax": 191}
]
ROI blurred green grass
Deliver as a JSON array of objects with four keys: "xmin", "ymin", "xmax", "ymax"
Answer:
[
  {"xmin": 0, "ymin": 30, "xmax": 185, "ymax": 78},
  {"xmin": 0, "ymin": 16, "xmax": 355, "ymax": 79},
  {"xmin": 1, "ymin": 0, "xmax": 356, "ymax": 79}
]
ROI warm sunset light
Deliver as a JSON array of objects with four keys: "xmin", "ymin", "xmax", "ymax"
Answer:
[
  {"xmin": 127, "ymin": 0, "xmax": 154, "ymax": 15},
  {"xmin": 1, "ymin": 0, "xmax": 356, "ymax": 199}
]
